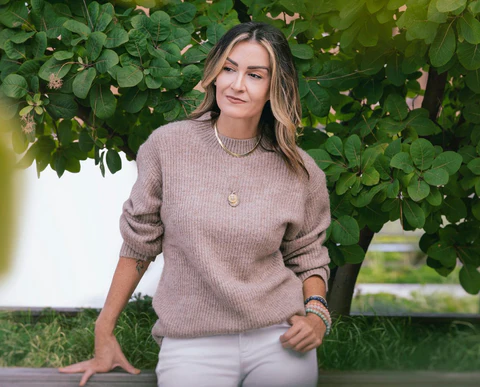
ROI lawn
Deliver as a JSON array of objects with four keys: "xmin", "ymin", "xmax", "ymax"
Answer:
[{"xmin": 1, "ymin": 295, "xmax": 479, "ymax": 371}]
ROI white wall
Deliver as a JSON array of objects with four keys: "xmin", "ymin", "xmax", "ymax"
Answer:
[{"xmin": 0, "ymin": 154, "xmax": 164, "ymax": 308}]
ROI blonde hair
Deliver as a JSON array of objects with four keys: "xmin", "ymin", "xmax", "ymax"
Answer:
[{"xmin": 190, "ymin": 22, "xmax": 307, "ymax": 177}]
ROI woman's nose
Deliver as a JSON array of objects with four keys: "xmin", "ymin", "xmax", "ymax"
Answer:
[{"xmin": 231, "ymin": 73, "xmax": 246, "ymax": 91}]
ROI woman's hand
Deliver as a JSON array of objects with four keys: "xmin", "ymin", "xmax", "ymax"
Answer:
[
  {"xmin": 279, "ymin": 314, "xmax": 327, "ymax": 353},
  {"xmin": 57, "ymin": 331, "xmax": 140, "ymax": 386}
]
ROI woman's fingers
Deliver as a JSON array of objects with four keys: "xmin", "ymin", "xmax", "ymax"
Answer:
[
  {"xmin": 58, "ymin": 360, "xmax": 90, "ymax": 373},
  {"xmin": 78, "ymin": 368, "xmax": 96, "ymax": 387}
]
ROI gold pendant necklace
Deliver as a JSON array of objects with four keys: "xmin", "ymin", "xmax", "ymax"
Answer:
[
  {"xmin": 214, "ymin": 122, "xmax": 262, "ymax": 158},
  {"xmin": 228, "ymin": 192, "xmax": 239, "ymax": 207}
]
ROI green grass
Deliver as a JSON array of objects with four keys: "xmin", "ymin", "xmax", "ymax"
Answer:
[
  {"xmin": 358, "ymin": 251, "xmax": 462, "ymax": 284},
  {"xmin": 319, "ymin": 315, "xmax": 480, "ymax": 371},
  {"xmin": 352, "ymin": 292, "xmax": 480, "ymax": 314},
  {"xmin": 1, "ymin": 295, "xmax": 480, "ymax": 371}
]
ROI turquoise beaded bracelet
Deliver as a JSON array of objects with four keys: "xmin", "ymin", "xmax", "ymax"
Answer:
[{"xmin": 305, "ymin": 308, "xmax": 331, "ymax": 336}]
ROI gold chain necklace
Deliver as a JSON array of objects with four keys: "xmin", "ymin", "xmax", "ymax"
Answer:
[
  {"xmin": 213, "ymin": 122, "xmax": 262, "ymax": 207},
  {"xmin": 213, "ymin": 122, "xmax": 263, "ymax": 158}
]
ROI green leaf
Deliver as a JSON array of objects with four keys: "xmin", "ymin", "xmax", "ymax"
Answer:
[
  {"xmin": 38, "ymin": 57, "xmax": 72, "ymax": 81},
  {"xmin": 468, "ymin": 157, "xmax": 480, "ymax": 175},
  {"xmin": 427, "ymin": 242, "xmax": 457, "ymax": 266},
  {"xmin": 443, "ymin": 197, "xmax": 467, "ymax": 223},
  {"xmin": 57, "ymin": 120, "xmax": 73, "ymax": 145},
  {"xmin": 344, "ymin": 134, "xmax": 361, "ymax": 168},
  {"xmin": 207, "ymin": 24, "xmax": 226, "ymax": 45},
  {"xmin": 436, "ymin": 0, "xmax": 467, "ymax": 12},
  {"xmin": 387, "ymin": 178, "xmax": 400, "ymax": 198},
  {"xmin": 431, "ymin": 151, "xmax": 463, "ymax": 175},
  {"xmin": 1, "ymin": 74, "xmax": 28, "ymax": 98},
  {"xmin": 117, "ymin": 65, "xmax": 143, "ymax": 88},
  {"xmin": 470, "ymin": 0, "xmax": 480, "ymax": 14},
  {"xmin": 336, "ymin": 172, "xmax": 356, "ymax": 195},
  {"xmin": 407, "ymin": 175, "xmax": 430, "ymax": 201},
  {"xmin": 94, "ymin": 2, "xmax": 114, "ymax": 32},
  {"xmin": 331, "ymin": 215, "xmax": 360, "ymax": 245},
  {"xmin": 161, "ymin": 68, "xmax": 183, "ymax": 89},
  {"xmin": 63, "ymin": 19, "xmax": 91, "ymax": 38},
  {"xmin": 403, "ymin": 199, "xmax": 425, "ymax": 228},
  {"xmin": 73, "ymin": 68, "xmax": 96, "ymax": 99},
  {"xmin": 53, "ymin": 51, "xmax": 74, "ymax": 60},
  {"xmin": 384, "ymin": 93, "xmax": 408, "ymax": 121},
  {"xmin": 125, "ymin": 29, "xmax": 148, "ymax": 57},
  {"xmin": 181, "ymin": 64, "xmax": 202, "ymax": 91},
  {"xmin": 86, "ymin": 31, "xmax": 107, "ymax": 61},
  {"xmin": 183, "ymin": 46, "xmax": 209, "ymax": 63},
  {"xmin": 339, "ymin": 244, "xmax": 365, "ymax": 264},
  {"xmin": 426, "ymin": 186, "xmax": 442, "ymax": 206},
  {"xmin": 31, "ymin": 31, "xmax": 47, "ymax": 58},
  {"xmin": 428, "ymin": 0, "xmax": 448, "ymax": 23},
  {"xmin": 459, "ymin": 265, "xmax": 480, "ymax": 295},
  {"xmin": 167, "ymin": 27, "xmax": 191, "ymax": 48},
  {"xmin": 121, "ymin": 87, "xmax": 149, "ymax": 113},
  {"xmin": 45, "ymin": 93, "xmax": 77, "ymax": 120},
  {"xmin": 290, "ymin": 43, "xmax": 314, "ymax": 60},
  {"xmin": 457, "ymin": 41, "xmax": 480, "ymax": 70},
  {"xmin": 429, "ymin": 23, "xmax": 456, "ymax": 67},
  {"xmin": 145, "ymin": 11, "xmax": 171, "ymax": 43},
  {"xmin": 170, "ymin": 2, "xmax": 196, "ymax": 23},
  {"xmin": 10, "ymin": 31, "xmax": 34, "ymax": 44},
  {"xmin": 106, "ymin": 149, "xmax": 122, "ymax": 174},
  {"xmin": 308, "ymin": 149, "xmax": 335, "ymax": 170},
  {"xmin": 410, "ymin": 138, "xmax": 435, "ymax": 170},
  {"xmin": 90, "ymin": 84, "xmax": 116, "ymax": 119},
  {"xmin": 465, "ymin": 69, "xmax": 480, "ymax": 93},
  {"xmin": 306, "ymin": 82, "xmax": 330, "ymax": 117},
  {"xmin": 325, "ymin": 136, "xmax": 343, "ymax": 156},
  {"xmin": 459, "ymin": 12, "xmax": 480, "ymax": 44},
  {"xmin": 105, "ymin": 27, "xmax": 129, "ymax": 48},
  {"xmin": 361, "ymin": 167, "xmax": 380, "ymax": 186},
  {"xmin": 150, "ymin": 42, "xmax": 182, "ymax": 64},
  {"xmin": 424, "ymin": 167, "xmax": 449, "ymax": 185},
  {"xmin": 96, "ymin": 49, "xmax": 119, "ymax": 74},
  {"xmin": 79, "ymin": 130, "xmax": 94, "ymax": 153},
  {"xmin": 0, "ymin": 1, "xmax": 28, "ymax": 28},
  {"xmin": 390, "ymin": 152, "xmax": 415, "ymax": 173}
]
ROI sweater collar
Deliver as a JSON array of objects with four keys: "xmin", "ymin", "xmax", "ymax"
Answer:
[{"xmin": 195, "ymin": 111, "xmax": 272, "ymax": 156}]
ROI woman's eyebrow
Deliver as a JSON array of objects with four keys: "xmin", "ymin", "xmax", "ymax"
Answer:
[{"xmin": 226, "ymin": 57, "xmax": 270, "ymax": 72}]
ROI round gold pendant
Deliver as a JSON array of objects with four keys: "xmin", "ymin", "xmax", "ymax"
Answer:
[{"xmin": 228, "ymin": 192, "xmax": 239, "ymax": 207}]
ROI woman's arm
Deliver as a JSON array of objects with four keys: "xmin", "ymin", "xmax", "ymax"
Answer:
[
  {"xmin": 95, "ymin": 256, "xmax": 151, "ymax": 335},
  {"xmin": 59, "ymin": 256, "xmax": 151, "ymax": 386}
]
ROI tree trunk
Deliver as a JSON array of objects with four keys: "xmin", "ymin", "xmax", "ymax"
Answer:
[
  {"xmin": 422, "ymin": 68, "xmax": 448, "ymax": 122},
  {"xmin": 327, "ymin": 227, "xmax": 375, "ymax": 316}
]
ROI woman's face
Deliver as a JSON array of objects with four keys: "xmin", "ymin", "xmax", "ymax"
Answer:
[{"xmin": 215, "ymin": 40, "xmax": 271, "ymax": 124}]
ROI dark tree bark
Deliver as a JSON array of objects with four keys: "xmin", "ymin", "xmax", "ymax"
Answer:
[
  {"xmin": 422, "ymin": 68, "xmax": 448, "ymax": 122},
  {"xmin": 327, "ymin": 226, "xmax": 375, "ymax": 316}
]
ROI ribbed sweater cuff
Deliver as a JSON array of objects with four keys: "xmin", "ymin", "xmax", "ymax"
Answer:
[
  {"xmin": 298, "ymin": 267, "xmax": 329, "ymax": 292},
  {"xmin": 119, "ymin": 242, "xmax": 157, "ymax": 262}
]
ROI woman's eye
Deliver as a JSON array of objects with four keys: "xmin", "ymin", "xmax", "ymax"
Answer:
[
  {"xmin": 249, "ymin": 73, "xmax": 262, "ymax": 79},
  {"xmin": 223, "ymin": 67, "xmax": 234, "ymax": 72}
]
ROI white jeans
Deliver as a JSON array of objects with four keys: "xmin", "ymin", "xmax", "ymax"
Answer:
[{"xmin": 155, "ymin": 321, "xmax": 318, "ymax": 387}]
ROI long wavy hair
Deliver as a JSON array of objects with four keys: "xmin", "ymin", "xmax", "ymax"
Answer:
[{"xmin": 190, "ymin": 21, "xmax": 307, "ymax": 177}]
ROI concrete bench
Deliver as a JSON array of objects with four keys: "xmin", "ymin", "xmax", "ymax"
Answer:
[{"xmin": 1, "ymin": 368, "xmax": 480, "ymax": 386}]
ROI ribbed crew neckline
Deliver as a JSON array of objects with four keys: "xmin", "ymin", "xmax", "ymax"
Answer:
[{"xmin": 195, "ymin": 112, "xmax": 272, "ymax": 156}]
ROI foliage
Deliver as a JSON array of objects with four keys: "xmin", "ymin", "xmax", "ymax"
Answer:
[{"xmin": 1, "ymin": 0, "xmax": 480, "ymax": 294}]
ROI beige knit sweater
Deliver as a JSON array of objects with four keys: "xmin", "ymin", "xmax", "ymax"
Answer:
[{"xmin": 119, "ymin": 112, "xmax": 331, "ymax": 347}]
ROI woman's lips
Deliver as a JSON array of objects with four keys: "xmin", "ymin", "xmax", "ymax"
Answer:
[{"xmin": 226, "ymin": 95, "xmax": 246, "ymax": 104}]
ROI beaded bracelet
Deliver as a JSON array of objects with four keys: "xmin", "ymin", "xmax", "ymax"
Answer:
[
  {"xmin": 304, "ymin": 295, "xmax": 328, "ymax": 309},
  {"xmin": 305, "ymin": 308, "xmax": 331, "ymax": 335},
  {"xmin": 306, "ymin": 304, "xmax": 332, "ymax": 324}
]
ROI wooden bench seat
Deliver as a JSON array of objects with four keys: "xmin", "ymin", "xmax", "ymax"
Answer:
[{"xmin": 1, "ymin": 368, "xmax": 480, "ymax": 387}]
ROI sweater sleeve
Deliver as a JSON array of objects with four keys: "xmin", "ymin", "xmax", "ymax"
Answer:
[
  {"xmin": 280, "ymin": 167, "xmax": 331, "ymax": 290},
  {"xmin": 119, "ymin": 134, "xmax": 164, "ymax": 262}
]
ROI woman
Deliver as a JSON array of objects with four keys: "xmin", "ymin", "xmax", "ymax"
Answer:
[{"xmin": 58, "ymin": 21, "xmax": 331, "ymax": 387}]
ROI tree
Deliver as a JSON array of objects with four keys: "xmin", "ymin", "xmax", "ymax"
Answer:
[{"xmin": 1, "ymin": 0, "xmax": 480, "ymax": 315}]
